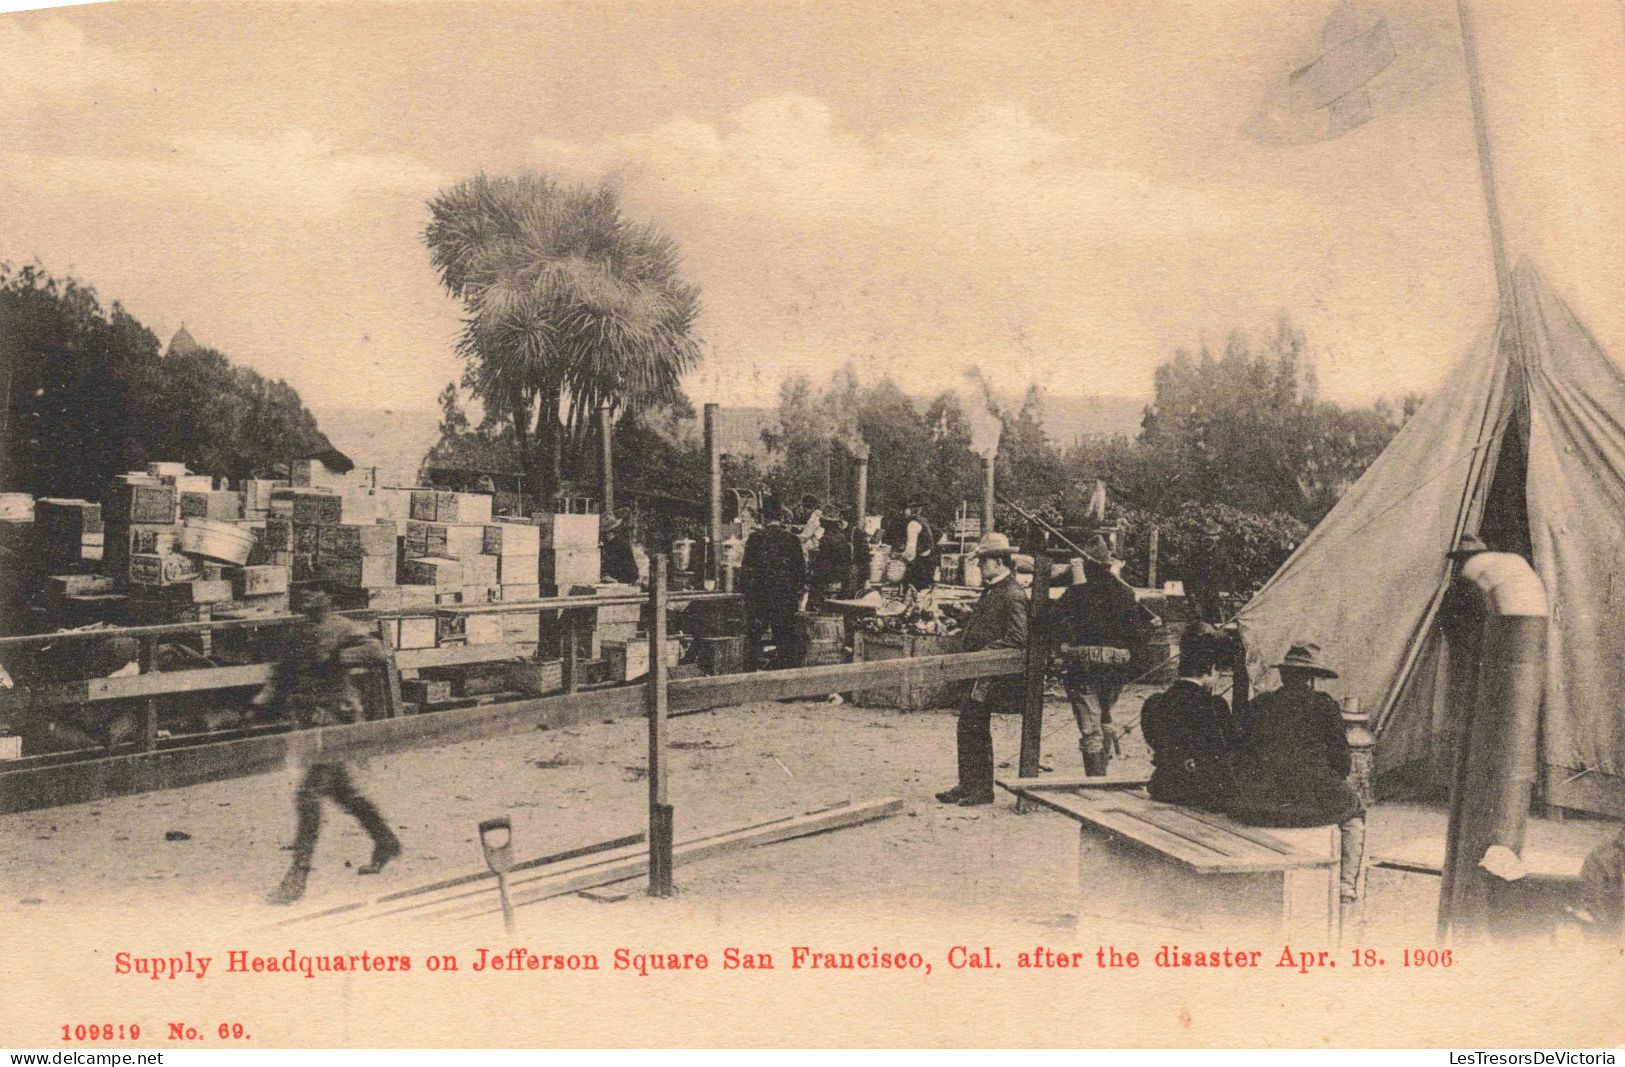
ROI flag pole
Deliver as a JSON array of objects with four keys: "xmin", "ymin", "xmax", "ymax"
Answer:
[{"xmin": 1455, "ymin": 0, "xmax": 1514, "ymax": 307}]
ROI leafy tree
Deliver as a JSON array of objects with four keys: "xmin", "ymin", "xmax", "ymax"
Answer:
[
  {"xmin": 1, "ymin": 263, "xmax": 327, "ymax": 496},
  {"xmin": 423, "ymin": 174, "xmax": 703, "ymax": 497}
]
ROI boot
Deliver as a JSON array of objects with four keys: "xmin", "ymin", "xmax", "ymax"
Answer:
[
  {"xmin": 266, "ymin": 863, "xmax": 310, "ymax": 906},
  {"xmin": 358, "ymin": 832, "xmax": 401, "ymax": 875},
  {"xmin": 1082, "ymin": 749, "xmax": 1110, "ymax": 777}
]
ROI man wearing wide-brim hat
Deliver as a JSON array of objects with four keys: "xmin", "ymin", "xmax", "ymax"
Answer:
[
  {"xmin": 1228, "ymin": 641, "xmax": 1365, "ymax": 912},
  {"xmin": 1046, "ymin": 534, "xmax": 1144, "ymax": 777},
  {"xmin": 936, "ymin": 531, "xmax": 1029, "ymax": 806}
]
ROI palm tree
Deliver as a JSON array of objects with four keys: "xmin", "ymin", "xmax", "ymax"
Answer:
[{"xmin": 424, "ymin": 174, "xmax": 703, "ymax": 497}]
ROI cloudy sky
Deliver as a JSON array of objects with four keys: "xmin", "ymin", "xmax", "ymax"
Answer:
[{"xmin": 2, "ymin": 0, "xmax": 1622, "ymax": 416}]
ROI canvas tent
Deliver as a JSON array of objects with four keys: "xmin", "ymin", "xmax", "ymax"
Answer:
[{"xmin": 1236, "ymin": 261, "xmax": 1625, "ymax": 818}]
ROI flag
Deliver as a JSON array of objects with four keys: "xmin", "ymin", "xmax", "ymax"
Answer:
[{"xmin": 1245, "ymin": 0, "xmax": 1448, "ymax": 145}]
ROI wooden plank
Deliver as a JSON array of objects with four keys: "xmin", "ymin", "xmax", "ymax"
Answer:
[
  {"xmin": 439, "ymin": 798, "xmax": 906, "ymax": 923},
  {"xmin": 395, "ymin": 642, "xmax": 534, "ymax": 671},
  {"xmin": 997, "ymin": 773, "xmax": 1151, "ymax": 792},
  {"xmin": 1134, "ymin": 805, "xmax": 1261, "ymax": 862},
  {"xmin": 668, "ymin": 649, "xmax": 1023, "ymax": 713},
  {"xmin": 1012, "ymin": 787, "xmax": 1329, "ymax": 874},
  {"xmin": 1178, "ymin": 807, "xmax": 1305, "ymax": 858}
]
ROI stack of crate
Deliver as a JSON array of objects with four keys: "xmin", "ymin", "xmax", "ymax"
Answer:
[
  {"xmin": 485, "ymin": 519, "xmax": 541, "ymax": 647},
  {"xmin": 317, "ymin": 518, "xmax": 397, "ymax": 592},
  {"xmin": 533, "ymin": 512, "xmax": 601, "ymax": 594},
  {"xmin": 404, "ymin": 489, "xmax": 498, "ymax": 606},
  {"xmin": 34, "ymin": 498, "xmax": 103, "ymax": 570},
  {"xmin": 103, "ymin": 478, "xmax": 179, "ymax": 586},
  {"xmin": 267, "ymin": 487, "xmax": 343, "ymax": 582}
]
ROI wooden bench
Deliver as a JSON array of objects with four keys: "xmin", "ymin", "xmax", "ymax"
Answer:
[{"xmin": 1003, "ymin": 775, "xmax": 1341, "ymax": 941}]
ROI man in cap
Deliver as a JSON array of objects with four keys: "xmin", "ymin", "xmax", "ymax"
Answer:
[
  {"xmin": 600, "ymin": 507, "xmax": 640, "ymax": 585},
  {"xmin": 936, "ymin": 532, "xmax": 1029, "ymax": 806},
  {"xmin": 739, "ymin": 498, "xmax": 808, "ymax": 670},
  {"xmin": 1228, "ymin": 642, "xmax": 1365, "ymax": 911},
  {"xmin": 261, "ymin": 589, "xmax": 401, "ymax": 905},
  {"xmin": 1046, "ymin": 534, "xmax": 1144, "ymax": 776},
  {"xmin": 897, "ymin": 499, "xmax": 938, "ymax": 593}
]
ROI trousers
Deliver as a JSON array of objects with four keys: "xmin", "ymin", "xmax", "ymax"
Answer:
[
  {"xmin": 955, "ymin": 700, "xmax": 995, "ymax": 799},
  {"xmin": 1064, "ymin": 668, "xmax": 1123, "ymax": 757},
  {"xmin": 289, "ymin": 761, "xmax": 394, "ymax": 869},
  {"xmin": 746, "ymin": 600, "xmax": 801, "ymax": 670}
]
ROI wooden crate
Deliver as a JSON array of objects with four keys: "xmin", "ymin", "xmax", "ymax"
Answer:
[
  {"xmin": 602, "ymin": 638, "xmax": 684, "ymax": 682},
  {"xmin": 436, "ymin": 492, "xmax": 493, "ymax": 524},
  {"xmin": 465, "ymin": 613, "xmax": 506, "ymax": 646},
  {"xmin": 697, "ymin": 635, "xmax": 746, "ymax": 675},
  {"xmin": 401, "ymin": 678, "xmax": 453, "ymax": 705},
  {"xmin": 852, "ymin": 631, "xmax": 963, "ymax": 711},
  {"xmin": 319, "ymin": 555, "xmax": 396, "ymax": 589},
  {"xmin": 531, "ymin": 512, "xmax": 599, "ymax": 548},
  {"xmin": 405, "ymin": 556, "xmax": 461, "ymax": 589},
  {"xmin": 321, "ymin": 521, "xmax": 397, "ymax": 558},
  {"xmin": 179, "ymin": 491, "xmax": 243, "ymax": 521},
  {"xmin": 459, "ymin": 553, "xmax": 499, "ymax": 587},
  {"xmin": 107, "ymin": 483, "xmax": 175, "ymax": 524},
  {"xmin": 497, "ymin": 553, "xmax": 539, "ymax": 586},
  {"xmin": 484, "ymin": 521, "xmax": 540, "ymax": 555}
]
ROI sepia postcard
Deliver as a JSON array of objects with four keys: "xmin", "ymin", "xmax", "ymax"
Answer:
[{"xmin": 2, "ymin": 0, "xmax": 1623, "ymax": 1050}]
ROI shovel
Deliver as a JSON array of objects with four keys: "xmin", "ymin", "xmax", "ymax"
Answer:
[{"xmin": 478, "ymin": 817, "xmax": 517, "ymax": 934}]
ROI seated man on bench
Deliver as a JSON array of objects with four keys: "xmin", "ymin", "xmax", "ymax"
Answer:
[
  {"xmin": 1140, "ymin": 622, "xmax": 1239, "ymax": 811},
  {"xmin": 1228, "ymin": 642, "xmax": 1365, "ymax": 916}
]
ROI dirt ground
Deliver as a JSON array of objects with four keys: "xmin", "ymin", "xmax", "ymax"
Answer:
[{"xmin": 3, "ymin": 686, "xmax": 1622, "ymax": 1047}]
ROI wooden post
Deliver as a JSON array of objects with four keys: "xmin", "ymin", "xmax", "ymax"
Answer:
[
  {"xmin": 376, "ymin": 620, "xmax": 404, "ymax": 719},
  {"xmin": 1147, "ymin": 526, "xmax": 1160, "ymax": 590},
  {"xmin": 980, "ymin": 456, "xmax": 996, "ymax": 535},
  {"xmin": 704, "ymin": 403, "xmax": 723, "ymax": 586},
  {"xmin": 138, "ymin": 635, "xmax": 159, "ymax": 752},
  {"xmin": 561, "ymin": 610, "xmax": 579, "ymax": 694},
  {"xmin": 853, "ymin": 450, "xmax": 869, "ymax": 528},
  {"xmin": 647, "ymin": 555, "xmax": 674, "ymax": 896},
  {"xmin": 598, "ymin": 405, "xmax": 615, "ymax": 514},
  {"xmin": 1017, "ymin": 553, "xmax": 1051, "ymax": 798}
]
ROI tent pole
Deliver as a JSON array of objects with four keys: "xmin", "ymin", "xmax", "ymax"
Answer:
[{"xmin": 1456, "ymin": 0, "xmax": 1514, "ymax": 307}]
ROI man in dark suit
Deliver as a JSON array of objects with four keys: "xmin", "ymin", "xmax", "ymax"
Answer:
[
  {"xmin": 1228, "ymin": 642, "xmax": 1364, "ymax": 907},
  {"xmin": 739, "ymin": 499, "xmax": 808, "ymax": 670},
  {"xmin": 936, "ymin": 532, "xmax": 1029, "ymax": 807},
  {"xmin": 1140, "ymin": 623, "xmax": 1240, "ymax": 810}
]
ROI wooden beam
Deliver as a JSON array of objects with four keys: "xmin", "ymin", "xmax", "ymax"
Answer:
[
  {"xmin": 437, "ymin": 798, "xmax": 906, "ymax": 924},
  {"xmin": 0, "ymin": 650, "xmax": 1024, "ymax": 814},
  {"xmin": 1018, "ymin": 553, "xmax": 1051, "ymax": 783},
  {"xmin": 997, "ymin": 772, "xmax": 1151, "ymax": 792}
]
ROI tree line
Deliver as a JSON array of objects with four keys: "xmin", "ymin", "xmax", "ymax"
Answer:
[{"xmin": 1, "ymin": 262, "xmax": 329, "ymax": 498}]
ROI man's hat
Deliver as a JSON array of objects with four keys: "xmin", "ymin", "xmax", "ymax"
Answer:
[
  {"xmin": 1274, "ymin": 642, "xmax": 1338, "ymax": 679},
  {"xmin": 760, "ymin": 498, "xmax": 784, "ymax": 523},
  {"xmin": 904, "ymin": 498, "xmax": 924, "ymax": 510},
  {"xmin": 1082, "ymin": 535, "xmax": 1113, "ymax": 565},
  {"xmin": 973, "ymin": 531, "xmax": 1015, "ymax": 559},
  {"xmin": 1446, "ymin": 532, "xmax": 1489, "ymax": 560}
]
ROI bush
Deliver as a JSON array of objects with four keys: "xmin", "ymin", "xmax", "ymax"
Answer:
[{"xmin": 1114, "ymin": 502, "xmax": 1305, "ymax": 621}]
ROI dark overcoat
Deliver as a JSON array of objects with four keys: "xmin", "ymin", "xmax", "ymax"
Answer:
[
  {"xmin": 1228, "ymin": 685, "xmax": 1362, "ymax": 827},
  {"xmin": 1141, "ymin": 679, "xmax": 1240, "ymax": 811}
]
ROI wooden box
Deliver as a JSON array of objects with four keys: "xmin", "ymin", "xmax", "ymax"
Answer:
[
  {"xmin": 398, "ymin": 584, "xmax": 437, "ymax": 611},
  {"xmin": 498, "ymin": 553, "xmax": 540, "ymax": 586},
  {"xmin": 401, "ymin": 678, "xmax": 454, "ymax": 705},
  {"xmin": 395, "ymin": 615, "xmax": 438, "ymax": 650},
  {"xmin": 460, "ymin": 583, "xmax": 499, "ymax": 605},
  {"xmin": 242, "ymin": 479, "xmax": 287, "ymax": 515},
  {"xmin": 697, "ymin": 635, "xmax": 746, "ymax": 675},
  {"xmin": 460, "ymin": 553, "xmax": 499, "ymax": 587},
  {"xmin": 36, "ymin": 498, "xmax": 104, "ymax": 536},
  {"xmin": 129, "ymin": 552, "xmax": 203, "ymax": 587},
  {"xmin": 406, "ymin": 556, "xmax": 461, "ymax": 589},
  {"xmin": 261, "ymin": 517, "xmax": 293, "ymax": 551},
  {"xmin": 501, "ymin": 612, "xmax": 541, "ymax": 644},
  {"xmin": 269, "ymin": 488, "xmax": 342, "ymax": 524},
  {"xmin": 159, "ymin": 578, "xmax": 233, "ymax": 605},
  {"xmin": 503, "ymin": 658, "xmax": 563, "ymax": 696},
  {"xmin": 500, "ymin": 583, "xmax": 541, "ymax": 602},
  {"xmin": 602, "ymin": 637, "xmax": 683, "ymax": 682},
  {"xmin": 440, "ymin": 523, "xmax": 487, "ymax": 559},
  {"xmin": 180, "ymin": 491, "xmax": 243, "ymax": 521},
  {"xmin": 531, "ymin": 512, "xmax": 600, "ymax": 548},
  {"xmin": 484, "ymin": 521, "xmax": 540, "ymax": 556},
  {"xmin": 540, "ymin": 547, "xmax": 601, "ymax": 589},
  {"xmin": 233, "ymin": 564, "xmax": 290, "ymax": 597},
  {"xmin": 292, "ymin": 553, "xmax": 318, "ymax": 582},
  {"xmin": 108, "ymin": 483, "xmax": 176, "ymax": 524},
  {"xmin": 293, "ymin": 524, "xmax": 320, "ymax": 555},
  {"xmin": 465, "ymin": 613, "xmax": 505, "ymax": 645},
  {"xmin": 319, "ymin": 555, "xmax": 396, "ymax": 589},
  {"xmin": 322, "ymin": 521, "xmax": 398, "ymax": 558},
  {"xmin": 436, "ymin": 492, "xmax": 492, "ymax": 525},
  {"xmin": 852, "ymin": 630, "xmax": 963, "ymax": 711},
  {"xmin": 404, "ymin": 519, "xmax": 431, "ymax": 557},
  {"xmin": 410, "ymin": 490, "xmax": 439, "ymax": 521},
  {"xmin": 145, "ymin": 461, "xmax": 188, "ymax": 480}
]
